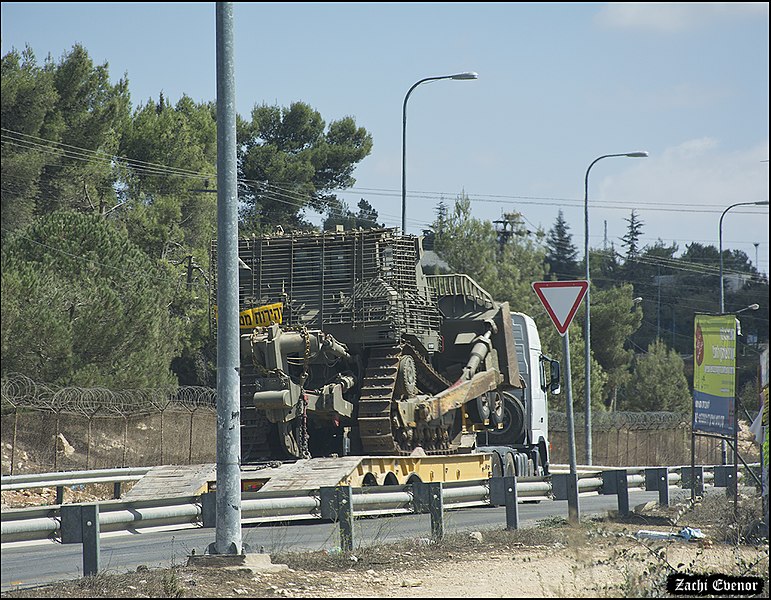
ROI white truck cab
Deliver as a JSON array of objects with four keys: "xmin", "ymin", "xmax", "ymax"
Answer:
[{"xmin": 477, "ymin": 312, "xmax": 560, "ymax": 476}]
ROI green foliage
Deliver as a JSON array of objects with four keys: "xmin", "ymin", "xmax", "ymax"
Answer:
[
  {"xmin": 39, "ymin": 44, "xmax": 131, "ymax": 216},
  {"xmin": 1, "ymin": 43, "xmax": 131, "ymax": 237},
  {"xmin": 323, "ymin": 198, "xmax": 382, "ymax": 231},
  {"xmin": 433, "ymin": 197, "xmax": 547, "ymax": 312},
  {"xmin": 237, "ymin": 102, "xmax": 372, "ymax": 232},
  {"xmin": 2, "ymin": 43, "xmax": 381, "ymax": 388},
  {"xmin": 113, "ymin": 94, "xmax": 218, "ymax": 385},
  {"xmin": 619, "ymin": 209, "xmax": 644, "ymax": 261},
  {"xmin": 432, "ymin": 194, "xmax": 499, "ymax": 286},
  {"xmin": 118, "ymin": 94, "xmax": 217, "ymax": 255},
  {"xmin": 432, "ymin": 194, "xmax": 612, "ymax": 412},
  {"xmin": 1, "ymin": 46, "xmax": 60, "ymax": 236},
  {"xmin": 622, "ymin": 340, "xmax": 691, "ymax": 413},
  {"xmin": 590, "ymin": 284, "xmax": 643, "ymax": 410},
  {"xmin": 590, "ymin": 246, "xmax": 622, "ymax": 289},
  {"xmin": 544, "ymin": 324, "xmax": 608, "ymax": 414},
  {"xmin": 120, "ymin": 94, "xmax": 216, "ymax": 198},
  {"xmin": 545, "ymin": 209, "xmax": 580, "ymax": 280},
  {"xmin": 624, "ymin": 239, "xmax": 768, "ymax": 407},
  {"xmin": 1, "ymin": 211, "xmax": 181, "ymax": 387}
]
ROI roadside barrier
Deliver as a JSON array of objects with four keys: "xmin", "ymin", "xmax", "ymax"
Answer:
[{"xmin": 1, "ymin": 462, "xmax": 760, "ymax": 576}]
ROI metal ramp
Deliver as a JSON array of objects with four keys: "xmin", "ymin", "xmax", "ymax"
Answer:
[
  {"xmin": 241, "ymin": 457, "xmax": 367, "ymax": 493},
  {"xmin": 123, "ymin": 464, "xmax": 216, "ymax": 500}
]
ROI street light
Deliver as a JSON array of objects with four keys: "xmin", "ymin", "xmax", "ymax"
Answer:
[
  {"xmin": 735, "ymin": 303, "xmax": 760, "ymax": 315},
  {"xmin": 718, "ymin": 201, "xmax": 768, "ymax": 467},
  {"xmin": 401, "ymin": 72, "xmax": 478, "ymax": 234},
  {"xmin": 583, "ymin": 151, "xmax": 648, "ymax": 465},
  {"xmin": 719, "ymin": 201, "xmax": 769, "ymax": 312}
]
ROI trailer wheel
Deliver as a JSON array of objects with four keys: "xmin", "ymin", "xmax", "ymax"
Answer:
[
  {"xmin": 503, "ymin": 452, "xmax": 516, "ymax": 477},
  {"xmin": 490, "ymin": 452, "xmax": 503, "ymax": 478}
]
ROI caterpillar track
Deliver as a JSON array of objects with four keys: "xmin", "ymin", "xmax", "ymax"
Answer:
[
  {"xmin": 358, "ymin": 344, "xmax": 464, "ymax": 456},
  {"xmin": 357, "ymin": 346, "xmax": 401, "ymax": 454}
]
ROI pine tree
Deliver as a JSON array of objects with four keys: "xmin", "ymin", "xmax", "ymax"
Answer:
[
  {"xmin": 620, "ymin": 209, "xmax": 644, "ymax": 261},
  {"xmin": 1, "ymin": 210, "xmax": 181, "ymax": 387},
  {"xmin": 545, "ymin": 210, "xmax": 579, "ymax": 280}
]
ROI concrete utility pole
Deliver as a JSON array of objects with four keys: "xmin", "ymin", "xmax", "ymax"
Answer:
[{"xmin": 213, "ymin": 1, "xmax": 242, "ymax": 556}]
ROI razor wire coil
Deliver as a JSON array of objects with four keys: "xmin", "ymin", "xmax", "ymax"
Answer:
[{"xmin": 1, "ymin": 373, "xmax": 217, "ymax": 417}]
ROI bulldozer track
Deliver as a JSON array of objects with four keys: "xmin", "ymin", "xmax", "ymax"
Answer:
[
  {"xmin": 357, "ymin": 346, "xmax": 402, "ymax": 455},
  {"xmin": 357, "ymin": 344, "xmax": 460, "ymax": 456}
]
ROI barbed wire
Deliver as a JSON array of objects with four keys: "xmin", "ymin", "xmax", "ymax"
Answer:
[
  {"xmin": 0, "ymin": 373, "xmax": 216, "ymax": 417},
  {"xmin": 1, "ymin": 373, "xmax": 696, "ymax": 432},
  {"xmin": 549, "ymin": 410, "xmax": 688, "ymax": 432}
]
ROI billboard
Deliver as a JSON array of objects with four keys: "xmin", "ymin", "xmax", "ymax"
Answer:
[{"xmin": 693, "ymin": 314, "xmax": 737, "ymax": 436}]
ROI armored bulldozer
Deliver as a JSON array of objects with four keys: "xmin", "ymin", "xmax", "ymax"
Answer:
[{"xmin": 212, "ymin": 228, "xmax": 539, "ymax": 462}]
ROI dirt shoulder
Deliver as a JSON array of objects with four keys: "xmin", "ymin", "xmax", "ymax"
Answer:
[{"xmin": 2, "ymin": 500, "xmax": 768, "ymax": 599}]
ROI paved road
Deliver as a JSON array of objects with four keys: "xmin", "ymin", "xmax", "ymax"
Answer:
[{"xmin": 1, "ymin": 489, "xmax": 677, "ymax": 591}]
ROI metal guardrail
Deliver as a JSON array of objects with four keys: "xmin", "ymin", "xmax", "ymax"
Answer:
[
  {"xmin": 1, "ymin": 467, "xmax": 152, "ymax": 492},
  {"xmin": 2, "ymin": 463, "xmax": 759, "ymax": 544}
]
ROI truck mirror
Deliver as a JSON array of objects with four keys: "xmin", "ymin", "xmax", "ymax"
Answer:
[
  {"xmin": 549, "ymin": 360, "xmax": 561, "ymax": 395},
  {"xmin": 538, "ymin": 356, "xmax": 549, "ymax": 392}
]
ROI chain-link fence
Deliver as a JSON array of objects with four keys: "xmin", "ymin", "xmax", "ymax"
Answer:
[
  {"xmin": 2, "ymin": 374, "xmax": 757, "ymax": 474},
  {"xmin": 1, "ymin": 374, "xmax": 217, "ymax": 475},
  {"xmin": 548, "ymin": 411, "xmax": 755, "ymax": 466}
]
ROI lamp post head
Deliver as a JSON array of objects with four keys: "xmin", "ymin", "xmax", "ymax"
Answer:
[
  {"xmin": 754, "ymin": 200, "xmax": 769, "ymax": 206},
  {"xmin": 735, "ymin": 303, "xmax": 760, "ymax": 315},
  {"xmin": 450, "ymin": 72, "xmax": 478, "ymax": 80},
  {"xmin": 625, "ymin": 151, "xmax": 649, "ymax": 158}
]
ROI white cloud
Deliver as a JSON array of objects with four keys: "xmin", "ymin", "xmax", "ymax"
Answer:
[
  {"xmin": 661, "ymin": 137, "xmax": 719, "ymax": 160},
  {"xmin": 595, "ymin": 3, "xmax": 769, "ymax": 34},
  {"xmin": 593, "ymin": 139, "xmax": 769, "ymax": 258}
]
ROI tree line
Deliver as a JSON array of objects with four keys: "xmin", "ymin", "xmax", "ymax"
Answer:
[
  {"xmin": 2, "ymin": 44, "xmax": 767, "ymax": 415},
  {"xmin": 427, "ymin": 199, "xmax": 767, "ymax": 414}
]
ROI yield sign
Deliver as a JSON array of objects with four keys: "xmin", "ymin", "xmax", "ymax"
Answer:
[{"xmin": 532, "ymin": 280, "xmax": 589, "ymax": 336}]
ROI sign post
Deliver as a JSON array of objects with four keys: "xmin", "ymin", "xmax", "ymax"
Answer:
[{"xmin": 532, "ymin": 281, "xmax": 588, "ymax": 524}]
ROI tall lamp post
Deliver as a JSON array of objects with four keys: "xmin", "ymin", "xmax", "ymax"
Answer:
[
  {"xmin": 719, "ymin": 201, "xmax": 769, "ymax": 312},
  {"xmin": 583, "ymin": 151, "xmax": 648, "ymax": 465},
  {"xmin": 718, "ymin": 200, "xmax": 768, "ymax": 465},
  {"xmin": 401, "ymin": 72, "xmax": 478, "ymax": 234}
]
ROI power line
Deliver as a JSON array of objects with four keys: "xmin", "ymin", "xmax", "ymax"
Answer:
[{"xmin": 5, "ymin": 127, "xmax": 768, "ymax": 226}]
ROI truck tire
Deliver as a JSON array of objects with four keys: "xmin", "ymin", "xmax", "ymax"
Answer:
[{"xmin": 484, "ymin": 391, "xmax": 526, "ymax": 446}]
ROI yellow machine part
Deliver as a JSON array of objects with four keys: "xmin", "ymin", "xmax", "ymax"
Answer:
[{"xmin": 347, "ymin": 454, "xmax": 492, "ymax": 486}]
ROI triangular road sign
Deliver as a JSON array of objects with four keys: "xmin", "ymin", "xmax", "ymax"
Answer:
[{"xmin": 532, "ymin": 280, "xmax": 589, "ymax": 336}]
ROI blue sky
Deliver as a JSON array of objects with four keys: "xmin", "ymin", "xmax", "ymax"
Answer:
[{"xmin": 2, "ymin": 2, "xmax": 769, "ymax": 272}]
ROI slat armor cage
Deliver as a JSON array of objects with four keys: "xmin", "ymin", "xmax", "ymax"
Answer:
[{"xmin": 212, "ymin": 228, "xmax": 442, "ymax": 350}]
